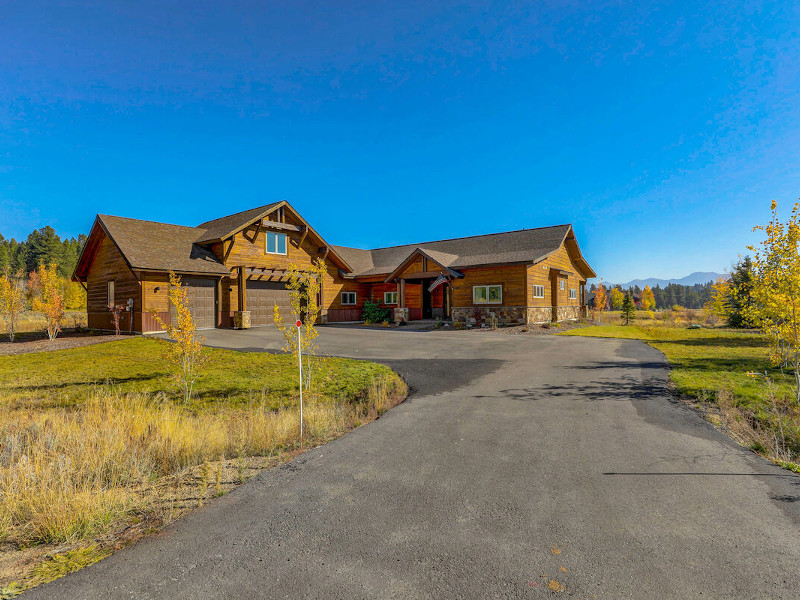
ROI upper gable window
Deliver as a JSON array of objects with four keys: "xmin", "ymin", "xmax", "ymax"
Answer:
[{"xmin": 266, "ymin": 232, "xmax": 287, "ymax": 255}]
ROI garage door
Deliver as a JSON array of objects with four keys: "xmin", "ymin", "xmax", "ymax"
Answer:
[
  {"xmin": 247, "ymin": 280, "xmax": 293, "ymax": 326},
  {"xmin": 171, "ymin": 277, "xmax": 216, "ymax": 330}
]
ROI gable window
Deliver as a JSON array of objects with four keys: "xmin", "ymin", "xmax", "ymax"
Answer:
[
  {"xmin": 384, "ymin": 291, "xmax": 398, "ymax": 305},
  {"xmin": 473, "ymin": 285, "xmax": 502, "ymax": 305},
  {"xmin": 569, "ymin": 288, "xmax": 577, "ymax": 300},
  {"xmin": 532, "ymin": 285, "xmax": 545, "ymax": 299},
  {"xmin": 560, "ymin": 279, "xmax": 566, "ymax": 291},
  {"xmin": 266, "ymin": 231, "xmax": 287, "ymax": 255},
  {"xmin": 107, "ymin": 281, "xmax": 115, "ymax": 308},
  {"xmin": 341, "ymin": 291, "xmax": 357, "ymax": 305}
]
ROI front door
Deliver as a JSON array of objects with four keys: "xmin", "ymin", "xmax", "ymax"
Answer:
[{"xmin": 422, "ymin": 284, "xmax": 432, "ymax": 319}]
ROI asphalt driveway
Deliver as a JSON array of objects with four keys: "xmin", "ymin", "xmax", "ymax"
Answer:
[{"xmin": 27, "ymin": 326, "xmax": 800, "ymax": 599}]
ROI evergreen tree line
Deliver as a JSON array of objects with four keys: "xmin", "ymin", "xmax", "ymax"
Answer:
[{"xmin": 0, "ymin": 226, "xmax": 87, "ymax": 278}]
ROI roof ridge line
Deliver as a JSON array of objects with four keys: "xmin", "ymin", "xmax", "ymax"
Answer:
[
  {"xmin": 99, "ymin": 214, "xmax": 203, "ymax": 231},
  {"xmin": 364, "ymin": 224, "xmax": 573, "ymax": 252}
]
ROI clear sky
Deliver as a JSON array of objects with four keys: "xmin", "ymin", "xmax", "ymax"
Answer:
[{"xmin": 1, "ymin": 1, "xmax": 798, "ymax": 282}]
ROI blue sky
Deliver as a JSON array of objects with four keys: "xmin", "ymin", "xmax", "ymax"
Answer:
[{"xmin": 1, "ymin": 1, "xmax": 798, "ymax": 282}]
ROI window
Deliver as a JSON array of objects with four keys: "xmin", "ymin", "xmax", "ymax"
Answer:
[
  {"xmin": 107, "ymin": 281, "xmax": 115, "ymax": 308},
  {"xmin": 266, "ymin": 231, "xmax": 287, "ymax": 255},
  {"xmin": 569, "ymin": 288, "xmax": 577, "ymax": 300},
  {"xmin": 341, "ymin": 291, "xmax": 356, "ymax": 305},
  {"xmin": 473, "ymin": 285, "xmax": 502, "ymax": 304},
  {"xmin": 384, "ymin": 291, "xmax": 398, "ymax": 305},
  {"xmin": 532, "ymin": 285, "xmax": 545, "ymax": 299}
]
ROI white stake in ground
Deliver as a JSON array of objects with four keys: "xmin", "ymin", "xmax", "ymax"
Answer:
[{"xmin": 296, "ymin": 319, "xmax": 303, "ymax": 443}]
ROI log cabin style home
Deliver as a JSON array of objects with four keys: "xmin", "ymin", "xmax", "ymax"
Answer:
[{"xmin": 72, "ymin": 201, "xmax": 596, "ymax": 333}]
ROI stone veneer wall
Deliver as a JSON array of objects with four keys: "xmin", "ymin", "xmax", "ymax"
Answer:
[
  {"xmin": 556, "ymin": 306, "xmax": 582, "ymax": 321},
  {"xmin": 526, "ymin": 307, "xmax": 553, "ymax": 324},
  {"xmin": 451, "ymin": 306, "xmax": 527, "ymax": 326},
  {"xmin": 452, "ymin": 305, "xmax": 582, "ymax": 326}
]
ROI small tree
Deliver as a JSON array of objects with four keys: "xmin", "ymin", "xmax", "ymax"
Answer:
[
  {"xmin": 0, "ymin": 268, "xmax": 26, "ymax": 341},
  {"xmin": 609, "ymin": 287, "xmax": 624, "ymax": 310},
  {"xmin": 30, "ymin": 261, "xmax": 64, "ymax": 341},
  {"xmin": 110, "ymin": 304, "xmax": 125, "ymax": 336},
  {"xmin": 640, "ymin": 286, "xmax": 656, "ymax": 310},
  {"xmin": 727, "ymin": 257, "xmax": 757, "ymax": 328},
  {"xmin": 621, "ymin": 291, "xmax": 636, "ymax": 325},
  {"xmin": 746, "ymin": 201, "xmax": 800, "ymax": 402},
  {"xmin": 273, "ymin": 258, "xmax": 326, "ymax": 390},
  {"xmin": 152, "ymin": 272, "xmax": 207, "ymax": 403},
  {"xmin": 593, "ymin": 284, "xmax": 607, "ymax": 323}
]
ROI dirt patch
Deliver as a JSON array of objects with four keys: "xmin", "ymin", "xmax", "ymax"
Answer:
[{"xmin": 0, "ymin": 332, "xmax": 124, "ymax": 356}]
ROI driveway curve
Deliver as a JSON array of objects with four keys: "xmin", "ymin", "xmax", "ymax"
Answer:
[{"xmin": 26, "ymin": 327, "xmax": 800, "ymax": 599}]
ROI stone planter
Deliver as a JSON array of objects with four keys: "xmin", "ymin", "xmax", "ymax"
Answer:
[{"xmin": 234, "ymin": 310, "xmax": 251, "ymax": 329}]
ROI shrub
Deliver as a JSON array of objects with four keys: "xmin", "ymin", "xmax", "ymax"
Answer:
[
  {"xmin": 639, "ymin": 310, "xmax": 655, "ymax": 320},
  {"xmin": 362, "ymin": 299, "xmax": 391, "ymax": 324}
]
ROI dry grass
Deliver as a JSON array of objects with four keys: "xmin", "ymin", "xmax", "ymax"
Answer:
[
  {"xmin": 0, "ymin": 311, "xmax": 87, "ymax": 337},
  {"xmin": 0, "ymin": 340, "xmax": 406, "ymax": 594}
]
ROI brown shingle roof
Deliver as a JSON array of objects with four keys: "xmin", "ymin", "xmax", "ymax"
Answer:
[
  {"xmin": 332, "ymin": 225, "xmax": 575, "ymax": 277},
  {"xmin": 98, "ymin": 215, "xmax": 230, "ymax": 276},
  {"xmin": 195, "ymin": 203, "xmax": 281, "ymax": 243}
]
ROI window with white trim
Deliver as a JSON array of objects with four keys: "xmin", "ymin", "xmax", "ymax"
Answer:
[
  {"xmin": 473, "ymin": 285, "xmax": 502, "ymax": 304},
  {"xmin": 266, "ymin": 231, "xmax": 287, "ymax": 255},
  {"xmin": 532, "ymin": 285, "xmax": 545, "ymax": 299},
  {"xmin": 560, "ymin": 279, "xmax": 565, "ymax": 291},
  {"xmin": 107, "ymin": 281, "xmax": 115, "ymax": 308},
  {"xmin": 341, "ymin": 291, "xmax": 356, "ymax": 305},
  {"xmin": 384, "ymin": 291, "xmax": 398, "ymax": 305},
  {"xmin": 569, "ymin": 288, "xmax": 577, "ymax": 300}
]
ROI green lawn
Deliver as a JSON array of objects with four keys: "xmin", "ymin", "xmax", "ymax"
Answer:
[
  {"xmin": 561, "ymin": 325, "xmax": 785, "ymax": 408},
  {"xmin": 0, "ymin": 337, "xmax": 395, "ymax": 410}
]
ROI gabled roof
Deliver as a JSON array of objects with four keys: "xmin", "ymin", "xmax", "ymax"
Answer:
[
  {"xmin": 196, "ymin": 202, "xmax": 282, "ymax": 244},
  {"xmin": 383, "ymin": 247, "xmax": 463, "ymax": 282},
  {"xmin": 333, "ymin": 224, "xmax": 595, "ymax": 278},
  {"xmin": 195, "ymin": 201, "xmax": 353, "ymax": 271},
  {"xmin": 73, "ymin": 215, "xmax": 230, "ymax": 280}
]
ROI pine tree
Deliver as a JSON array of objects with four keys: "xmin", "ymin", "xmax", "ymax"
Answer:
[{"xmin": 621, "ymin": 291, "xmax": 636, "ymax": 325}]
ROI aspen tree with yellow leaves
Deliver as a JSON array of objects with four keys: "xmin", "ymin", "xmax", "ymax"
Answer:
[
  {"xmin": 274, "ymin": 258, "xmax": 326, "ymax": 391},
  {"xmin": 152, "ymin": 271, "xmax": 207, "ymax": 403},
  {"xmin": 0, "ymin": 268, "xmax": 26, "ymax": 341},
  {"xmin": 593, "ymin": 284, "xmax": 607, "ymax": 322},
  {"xmin": 29, "ymin": 261, "xmax": 65, "ymax": 341},
  {"xmin": 747, "ymin": 200, "xmax": 800, "ymax": 402},
  {"xmin": 640, "ymin": 285, "xmax": 656, "ymax": 310}
]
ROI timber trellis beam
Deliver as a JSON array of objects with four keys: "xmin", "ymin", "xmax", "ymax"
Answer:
[{"xmin": 230, "ymin": 266, "xmax": 323, "ymax": 280}]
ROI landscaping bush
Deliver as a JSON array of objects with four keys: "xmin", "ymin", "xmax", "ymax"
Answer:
[{"xmin": 362, "ymin": 299, "xmax": 391, "ymax": 324}]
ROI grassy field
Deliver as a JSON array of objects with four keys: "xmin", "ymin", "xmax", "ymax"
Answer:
[
  {"xmin": 0, "ymin": 311, "xmax": 87, "ymax": 337},
  {"xmin": 563, "ymin": 323, "xmax": 800, "ymax": 469},
  {"xmin": 0, "ymin": 337, "xmax": 406, "ymax": 595}
]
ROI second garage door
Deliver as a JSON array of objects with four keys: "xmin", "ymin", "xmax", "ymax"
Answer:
[
  {"xmin": 171, "ymin": 277, "xmax": 216, "ymax": 329},
  {"xmin": 247, "ymin": 280, "xmax": 293, "ymax": 326}
]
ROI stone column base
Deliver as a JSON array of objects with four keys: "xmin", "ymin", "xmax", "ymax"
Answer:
[
  {"xmin": 234, "ymin": 311, "xmax": 251, "ymax": 329},
  {"xmin": 394, "ymin": 307, "xmax": 409, "ymax": 323}
]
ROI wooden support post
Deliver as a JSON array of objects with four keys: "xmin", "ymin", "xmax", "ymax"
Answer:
[
  {"xmin": 215, "ymin": 278, "xmax": 222, "ymax": 327},
  {"xmin": 399, "ymin": 279, "xmax": 405, "ymax": 307},
  {"xmin": 238, "ymin": 266, "xmax": 246, "ymax": 312}
]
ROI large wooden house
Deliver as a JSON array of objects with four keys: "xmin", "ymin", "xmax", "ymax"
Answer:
[{"xmin": 72, "ymin": 202, "xmax": 596, "ymax": 333}]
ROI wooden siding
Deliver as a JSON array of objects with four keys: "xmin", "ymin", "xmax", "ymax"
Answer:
[
  {"xmin": 86, "ymin": 234, "xmax": 142, "ymax": 331},
  {"xmin": 451, "ymin": 265, "xmax": 527, "ymax": 307},
  {"xmin": 210, "ymin": 208, "xmax": 357, "ymax": 319},
  {"xmin": 526, "ymin": 243, "xmax": 586, "ymax": 310}
]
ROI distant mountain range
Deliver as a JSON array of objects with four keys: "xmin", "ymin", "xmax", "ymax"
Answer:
[{"xmin": 608, "ymin": 272, "xmax": 726, "ymax": 289}]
